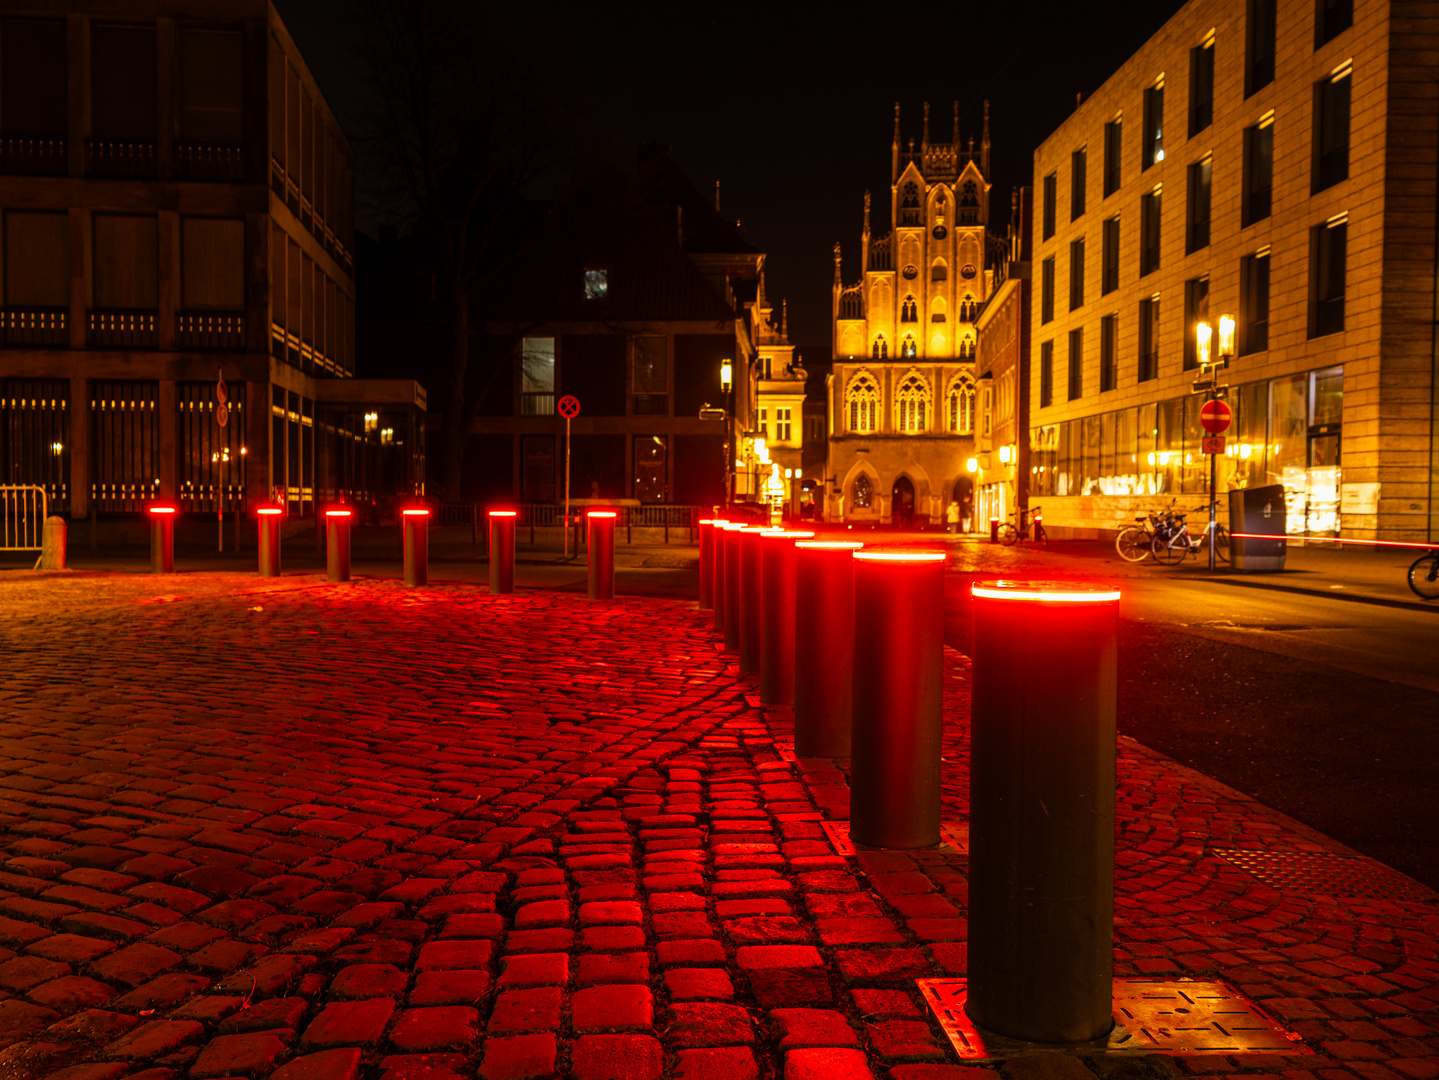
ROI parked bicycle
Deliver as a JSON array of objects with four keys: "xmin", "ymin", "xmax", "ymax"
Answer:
[
  {"xmin": 1114, "ymin": 499, "xmax": 1177, "ymax": 563},
  {"xmin": 998, "ymin": 507, "xmax": 1048, "ymax": 546},
  {"xmin": 1150, "ymin": 512, "xmax": 1229, "ymax": 565},
  {"xmin": 1408, "ymin": 548, "xmax": 1439, "ymax": 600}
]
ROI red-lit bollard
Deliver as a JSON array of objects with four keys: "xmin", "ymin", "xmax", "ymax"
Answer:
[
  {"xmin": 148, "ymin": 505, "xmax": 176, "ymax": 574},
  {"xmin": 722, "ymin": 522, "xmax": 747, "ymax": 651},
  {"xmin": 257, "ymin": 507, "xmax": 282, "ymax": 577},
  {"xmin": 709, "ymin": 519, "xmax": 728, "ymax": 629},
  {"xmin": 989, "ymin": 517, "xmax": 1000, "ymax": 543},
  {"xmin": 698, "ymin": 519, "xmax": 718, "ymax": 610},
  {"xmin": 849, "ymin": 551, "xmax": 947, "ymax": 848},
  {"xmin": 587, "ymin": 511, "xmax": 616, "ymax": 600},
  {"xmin": 489, "ymin": 510, "xmax": 516, "ymax": 594},
  {"xmin": 738, "ymin": 525, "xmax": 769, "ymax": 674},
  {"xmin": 794, "ymin": 540, "xmax": 864, "ymax": 756},
  {"xmin": 966, "ymin": 580, "xmax": 1120, "ymax": 1044},
  {"xmin": 403, "ymin": 509, "xmax": 429, "ymax": 586},
  {"xmin": 326, "ymin": 509, "xmax": 352, "ymax": 582},
  {"xmin": 759, "ymin": 530, "xmax": 813, "ymax": 705}
]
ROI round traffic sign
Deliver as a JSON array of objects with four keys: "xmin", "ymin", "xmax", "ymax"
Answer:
[
  {"xmin": 1199, "ymin": 399, "xmax": 1232, "ymax": 434},
  {"xmin": 557, "ymin": 395, "xmax": 581, "ymax": 419},
  {"xmin": 216, "ymin": 377, "xmax": 228, "ymax": 404},
  {"xmin": 216, "ymin": 401, "xmax": 229, "ymax": 428}
]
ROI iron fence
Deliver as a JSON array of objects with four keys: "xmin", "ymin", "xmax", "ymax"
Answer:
[
  {"xmin": 436, "ymin": 503, "xmax": 702, "ymax": 543},
  {"xmin": 1, "ymin": 485, "xmax": 47, "ymax": 550}
]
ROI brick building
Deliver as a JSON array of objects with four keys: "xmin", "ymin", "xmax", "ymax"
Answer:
[
  {"xmin": 0, "ymin": 1, "xmax": 423, "ymax": 530},
  {"xmin": 1028, "ymin": 0, "xmax": 1437, "ymax": 540}
]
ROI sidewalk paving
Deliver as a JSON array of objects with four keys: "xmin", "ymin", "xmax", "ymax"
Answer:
[{"xmin": 0, "ymin": 571, "xmax": 1434, "ymax": 1080}]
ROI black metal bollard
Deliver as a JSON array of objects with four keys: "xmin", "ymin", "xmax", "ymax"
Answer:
[
  {"xmin": 326, "ymin": 509, "xmax": 352, "ymax": 582},
  {"xmin": 793, "ymin": 540, "xmax": 864, "ymax": 756},
  {"xmin": 489, "ymin": 511, "xmax": 516, "ymax": 594},
  {"xmin": 722, "ymin": 523, "xmax": 747, "ymax": 651},
  {"xmin": 738, "ymin": 526, "xmax": 768, "ymax": 674},
  {"xmin": 587, "ymin": 511, "xmax": 616, "ymax": 600},
  {"xmin": 403, "ymin": 509, "xmax": 429, "ymax": 587},
  {"xmin": 148, "ymin": 505, "xmax": 176, "ymax": 574},
  {"xmin": 698, "ymin": 519, "xmax": 718, "ymax": 610},
  {"xmin": 966, "ymin": 579, "xmax": 1120, "ymax": 1045},
  {"xmin": 257, "ymin": 508, "xmax": 282, "ymax": 577},
  {"xmin": 759, "ymin": 529, "xmax": 813, "ymax": 705},
  {"xmin": 849, "ymin": 551, "xmax": 947, "ymax": 848}
]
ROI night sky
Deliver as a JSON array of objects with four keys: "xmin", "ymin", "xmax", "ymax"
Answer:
[{"xmin": 277, "ymin": 0, "xmax": 1186, "ymax": 358}]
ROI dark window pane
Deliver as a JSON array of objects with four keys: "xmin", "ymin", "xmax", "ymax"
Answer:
[
  {"xmin": 1141, "ymin": 191, "xmax": 1161, "ymax": 276},
  {"xmin": 1068, "ymin": 328, "xmax": 1083, "ymax": 401},
  {"xmin": 1041, "ymin": 258, "xmax": 1055, "ymax": 323},
  {"xmin": 1187, "ymin": 158, "xmax": 1211, "ymax": 253},
  {"xmin": 1143, "ymin": 86, "xmax": 1165, "ymax": 169},
  {"xmin": 1240, "ymin": 253, "xmax": 1269, "ymax": 354},
  {"xmin": 1315, "ymin": 71, "xmax": 1350, "ymax": 192},
  {"xmin": 1190, "ymin": 41, "xmax": 1215, "ymax": 136},
  {"xmin": 1139, "ymin": 297, "xmax": 1160, "ymax": 382},
  {"xmin": 1069, "ymin": 239, "xmax": 1085, "ymax": 311},
  {"xmin": 1040, "ymin": 341, "xmax": 1054, "ymax": 407},
  {"xmin": 179, "ymin": 28, "xmax": 243, "ymax": 143},
  {"xmin": 1313, "ymin": 221, "xmax": 1346, "ymax": 337},
  {"xmin": 1104, "ymin": 119, "xmax": 1122, "ymax": 196},
  {"xmin": 1317, "ymin": 0, "xmax": 1352, "ymax": 47},
  {"xmin": 1244, "ymin": 120, "xmax": 1273, "ymax": 225},
  {"xmin": 1102, "ymin": 217, "xmax": 1120, "ymax": 294},
  {"xmin": 92, "ymin": 24, "xmax": 157, "ymax": 140},
  {"xmin": 1042, "ymin": 174, "xmax": 1056, "ymax": 239},
  {"xmin": 1, "ymin": 18, "xmax": 67, "ymax": 137},
  {"xmin": 1247, "ymin": 0, "xmax": 1276, "ymax": 95},
  {"xmin": 1100, "ymin": 314, "xmax": 1118, "ymax": 392},
  {"xmin": 1071, "ymin": 148, "xmax": 1087, "ymax": 219}
]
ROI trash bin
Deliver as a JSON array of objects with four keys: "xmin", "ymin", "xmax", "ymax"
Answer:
[{"xmin": 1229, "ymin": 484, "xmax": 1286, "ymax": 571}]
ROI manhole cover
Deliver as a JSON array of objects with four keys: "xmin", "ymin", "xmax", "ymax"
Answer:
[
  {"xmin": 918, "ymin": 978, "xmax": 1310, "ymax": 1059},
  {"xmin": 1212, "ymin": 847, "xmax": 1436, "ymax": 903},
  {"xmin": 820, "ymin": 820, "xmax": 966, "ymax": 858}
]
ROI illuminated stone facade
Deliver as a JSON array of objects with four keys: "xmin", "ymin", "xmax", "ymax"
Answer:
[
  {"xmin": 1029, "ymin": 0, "xmax": 1438, "ymax": 541},
  {"xmin": 826, "ymin": 103, "xmax": 999, "ymax": 525}
]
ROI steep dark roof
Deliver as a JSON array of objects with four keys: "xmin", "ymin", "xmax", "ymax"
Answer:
[
  {"xmin": 482, "ymin": 167, "xmax": 736, "ymax": 325},
  {"xmin": 634, "ymin": 146, "xmax": 759, "ymax": 258}
]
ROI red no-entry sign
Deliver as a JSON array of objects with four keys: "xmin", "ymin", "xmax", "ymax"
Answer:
[
  {"xmin": 1199, "ymin": 399, "xmax": 1232, "ymax": 434},
  {"xmin": 558, "ymin": 395, "xmax": 581, "ymax": 418}
]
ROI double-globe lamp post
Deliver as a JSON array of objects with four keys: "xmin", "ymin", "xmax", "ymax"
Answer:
[{"xmin": 1194, "ymin": 313, "xmax": 1235, "ymax": 570}]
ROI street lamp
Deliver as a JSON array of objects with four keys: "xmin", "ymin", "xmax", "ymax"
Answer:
[
  {"xmin": 721, "ymin": 360, "xmax": 734, "ymax": 505},
  {"xmin": 1217, "ymin": 314, "xmax": 1236, "ymax": 360},
  {"xmin": 1194, "ymin": 314, "xmax": 1235, "ymax": 571}
]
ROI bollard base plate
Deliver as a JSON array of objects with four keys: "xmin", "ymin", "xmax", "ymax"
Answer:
[
  {"xmin": 919, "ymin": 979, "xmax": 1311, "ymax": 1060},
  {"xmin": 820, "ymin": 820, "xmax": 968, "ymax": 857}
]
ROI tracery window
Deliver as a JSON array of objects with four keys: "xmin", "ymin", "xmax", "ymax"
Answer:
[
  {"xmin": 852, "ymin": 471, "xmax": 874, "ymax": 508},
  {"xmin": 901, "ymin": 296, "xmax": 917, "ymax": 322},
  {"xmin": 958, "ymin": 335, "xmax": 976, "ymax": 360},
  {"xmin": 846, "ymin": 370, "xmax": 880, "ymax": 433},
  {"xmin": 901, "ymin": 334, "xmax": 917, "ymax": 358},
  {"xmin": 948, "ymin": 375, "xmax": 976, "ymax": 434},
  {"xmin": 872, "ymin": 335, "xmax": 888, "ymax": 360},
  {"xmin": 932, "ymin": 259, "xmax": 948, "ymax": 282},
  {"xmin": 931, "ymin": 297, "xmax": 947, "ymax": 323},
  {"xmin": 895, "ymin": 369, "xmax": 930, "ymax": 433}
]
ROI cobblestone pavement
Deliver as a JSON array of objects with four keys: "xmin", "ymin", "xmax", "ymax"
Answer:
[{"xmin": 0, "ymin": 571, "xmax": 1435, "ymax": 1080}]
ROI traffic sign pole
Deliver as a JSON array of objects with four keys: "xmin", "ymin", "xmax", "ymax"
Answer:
[
  {"xmin": 1199, "ymin": 398, "xmax": 1232, "ymax": 572},
  {"xmin": 558, "ymin": 396, "xmax": 581, "ymax": 559}
]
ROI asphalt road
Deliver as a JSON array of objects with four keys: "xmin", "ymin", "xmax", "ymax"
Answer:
[{"xmin": 942, "ymin": 541, "xmax": 1439, "ymax": 892}]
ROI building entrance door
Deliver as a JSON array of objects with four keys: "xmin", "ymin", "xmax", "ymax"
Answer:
[
  {"xmin": 634, "ymin": 435, "xmax": 667, "ymax": 503},
  {"xmin": 891, "ymin": 475, "xmax": 915, "ymax": 528},
  {"xmin": 952, "ymin": 475, "xmax": 974, "ymax": 532}
]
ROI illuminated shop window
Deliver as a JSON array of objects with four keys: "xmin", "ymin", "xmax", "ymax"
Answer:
[{"xmin": 583, "ymin": 269, "xmax": 608, "ymax": 299}]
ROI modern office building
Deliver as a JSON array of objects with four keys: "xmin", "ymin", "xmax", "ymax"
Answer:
[
  {"xmin": 0, "ymin": 1, "xmax": 423, "ymax": 530},
  {"xmin": 1028, "ymin": 0, "xmax": 1436, "ymax": 540}
]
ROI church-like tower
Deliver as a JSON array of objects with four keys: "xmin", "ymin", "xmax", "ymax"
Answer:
[
  {"xmin": 824, "ymin": 102, "xmax": 999, "ymax": 527},
  {"xmin": 834, "ymin": 101, "xmax": 993, "ymax": 363}
]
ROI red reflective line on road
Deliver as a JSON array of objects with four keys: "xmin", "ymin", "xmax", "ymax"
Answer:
[
  {"xmin": 853, "ymin": 551, "xmax": 946, "ymax": 563},
  {"xmin": 1230, "ymin": 533, "xmax": 1438, "ymax": 551}
]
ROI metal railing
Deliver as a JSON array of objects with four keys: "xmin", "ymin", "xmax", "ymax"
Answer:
[
  {"xmin": 437, "ymin": 503, "xmax": 702, "ymax": 544},
  {"xmin": 1, "ymin": 486, "xmax": 47, "ymax": 551}
]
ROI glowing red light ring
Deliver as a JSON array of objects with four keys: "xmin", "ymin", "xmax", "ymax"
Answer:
[
  {"xmin": 587, "ymin": 511, "xmax": 618, "ymax": 519},
  {"xmin": 853, "ymin": 551, "xmax": 946, "ymax": 563},
  {"xmin": 325, "ymin": 509, "xmax": 352, "ymax": 518},
  {"xmin": 488, "ymin": 510, "xmax": 517, "ymax": 518},
  {"xmin": 796, "ymin": 540, "xmax": 865, "ymax": 551},
  {"xmin": 402, "ymin": 509, "xmax": 430, "ymax": 517},
  {"xmin": 761, "ymin": 530, "xmax": 815, "ymax": 540},
  {"xmin": 699, "ymin": 519, "xmax": 725, "ymax": 526},
  {"xmin": 722, "ymin": 522, "xmax": 749, "ymax": 531},
  {"xmin": 147, "ymin": 506, "xmax": 177, "ymax": 515},
  {"xmin": 257, "ymin": 508, "xmax": 282, "ymax": 516},
  {"xmin": 1231, "ymin": 533, "xmax": 1438, "ymax": 551},
  {"xmin": 971, "ymin": 581, "xmax": 1120, "ymax": 603}
]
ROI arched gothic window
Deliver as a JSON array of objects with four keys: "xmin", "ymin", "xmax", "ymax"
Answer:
[
  {"xmin": 948, "ymin": 376, "xmax": 976, "ymax": 434},
  {"xmin": 959, "ymin": 334, "xmax": 976, "ymax": 360},
  {"xmin": 960, "ymin": 295, "xmax": 976, "ymax": 322},
  {"xmin": 931, "ymin": 297, "xmax": 947, "ymax": 323},
  {"xmin": 960, "ymin": 179, "xmax": 980, "ymax": 224},
  {"xmin": 901, "ymin": 297, "xmax": 917, "ymax": 323},
  {"xmin": 895, "ymin": 370, "xmax": 930, "ymax": 433},
  {"xmin": 846, "ymin": 371, "xmax": 879, "ymax": 433},
  {"xmin": 900, "ymin": 182, "xmax": 921, "ymax": 226},
  {"xmin": 900, "ymin": 334, "xmax": 917, "ymax": 358},
  {"xmin": 852, "ymin": 472, "xmax": 874, "ymax": 509},
  {"xmin": 931, "ymin": 259, "xmax": 948, "ymax": 282},
  {"xmin": 872, "ymin": 335, "xmax": 888, "ymax": 360}
]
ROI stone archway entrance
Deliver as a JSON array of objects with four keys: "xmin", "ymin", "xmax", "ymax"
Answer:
[
  {"xmin": 891, "ymin": 475, "xmax": 915, "ymax": 529},
  {"xmin": 953, "ymin": 475, "xmax": 975, "ymax": 531}
]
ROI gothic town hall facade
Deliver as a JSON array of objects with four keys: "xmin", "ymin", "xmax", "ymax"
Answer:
[{"xmin": 827, "ymin": 102, "xmax": 1000, "ymax": 527}]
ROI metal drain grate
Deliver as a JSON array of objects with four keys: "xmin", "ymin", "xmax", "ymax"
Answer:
[
  {"xmin": 919, "ymin": 978, "xmax": 1310, "ymax": 1059},
  {"xmin": 1212, "ymin": 847, "xmax": 1435, "ymax": 903},
  {"xmin": 820, "ymin": 820, "xmax": 966, "ymax": 858}
]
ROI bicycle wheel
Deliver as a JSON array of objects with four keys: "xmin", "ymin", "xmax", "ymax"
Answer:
[
  {"xmin": 1034, "ymin": 523, "xmax": 1048, "ymax": 545},
  {"xmin": 1151, "ymin": 529, "xmax": 1189, "ymax": 565},
  {"xmin": 1408, "ymin": 552, "xmax": 1439, "ymax": 600},
  {"xmin": 1115, "ymin": 526, "xmax": 1151, "ymax": 562},
  {"xmin": 998, "ymin": 524, "xmax": 1019, "ymax": 546}
]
